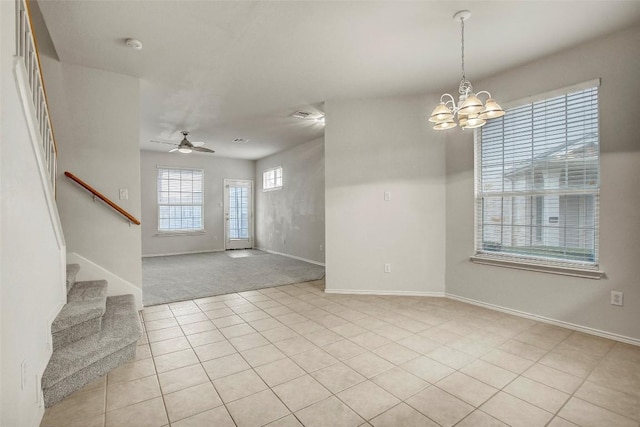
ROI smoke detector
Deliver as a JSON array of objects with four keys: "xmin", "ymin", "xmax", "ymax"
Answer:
[
  {"xmin": 125, "ymin": 38, "xmax": 143, "ymax": 50},
  {"xmin": 233, "ymin": 138, "xmax": 249, "ymax": 144}
]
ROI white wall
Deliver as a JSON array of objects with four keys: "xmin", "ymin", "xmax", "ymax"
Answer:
[
  {"xmin": 1, "ymin": 2, "xmax": 66, "ymax": 425},
  {"xmin": 446, "ymin": 24, "xmax": 640, "ymax": 341},
  {"xmin": 140, "ymin": 150, "xmax": 255, "ymax": 256},
  {"xmin": 324, "ymin": 94, "xmax": 447, "ymax": 295},
  {"xmin": 255, "ymin": 138, "xmax": 325, "ymax": 264},
  {"xmin": 39, "ymin": 54, "xmax": 143, "ymax": 297}
]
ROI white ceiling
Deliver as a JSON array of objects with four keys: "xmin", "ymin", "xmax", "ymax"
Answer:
[{"xmin": 38, "ymin": 1, "xmax": 640, "ymax": 160}]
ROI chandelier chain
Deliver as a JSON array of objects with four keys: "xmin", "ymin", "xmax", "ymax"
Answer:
[{"xmin": 461, "ymin": 17, "xmax": 465, "ymax": 81}]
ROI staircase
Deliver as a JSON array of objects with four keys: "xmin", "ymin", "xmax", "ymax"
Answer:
[{"xmin": 42, "ymin": 264, "xmax": 142, "ymax": 407}]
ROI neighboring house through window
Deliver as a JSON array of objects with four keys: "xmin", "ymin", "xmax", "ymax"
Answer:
[
  {"xmin": 263, "ymin": 166, "xmax": 283, "ymax": 191},
  {"xmin": 474, "ymin": 81, "xmax": 600, "ymax": 274},
  {"xmin": 157, "ymin": 167, "xmax": 203, "ymax": 232}
]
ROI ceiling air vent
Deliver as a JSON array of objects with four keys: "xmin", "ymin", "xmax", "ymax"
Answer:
[
  {"xmin": 233, "ymin": 138, "xmax": 249, "ymax": 144},
  {"xmin": 291, "ymin": 111, "xmax": 312, "ymax": 119}
]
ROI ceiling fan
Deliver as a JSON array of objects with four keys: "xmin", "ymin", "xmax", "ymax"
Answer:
[{"xmin": 151, "ymin": 131, "xmax": 215, "ymax": 154}]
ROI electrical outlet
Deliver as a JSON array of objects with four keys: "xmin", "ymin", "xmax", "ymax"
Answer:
[
  {"xmin": 384, "ymin": 264, "xmax": 391, "ymax": 273},
  {"xmin": 320, "ymin": 244, "xmax": 323, "ymax": 251},
  {"xmin": 119, "ymin": 188, "xmax": 128, "ymax": 200},
  {"xmin": 384, "ymin": 191, "xmax": 391, "ymax": 201},
  {"xmin": 611, "ymin": 291, "xmax": 623, "ymax": 306}
]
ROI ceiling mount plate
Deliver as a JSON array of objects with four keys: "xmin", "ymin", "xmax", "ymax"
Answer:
[
  {"xmin": 453, "ymin": 10, "xmax": 471, "ymax": 22},
  {"xmin": 125, "ymin": 38, "xmax": 143, "ymax": 50}
]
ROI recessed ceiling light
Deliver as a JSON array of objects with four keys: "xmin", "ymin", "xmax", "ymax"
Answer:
[
  {"xmin": 125, "ymin": 38, "xmax": 143, "ymax": 50},
  {"xmin": 233, "ymin": 138, "xmax": 249, "ymax": 144}
]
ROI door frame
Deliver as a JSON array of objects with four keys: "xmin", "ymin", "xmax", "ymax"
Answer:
[{"xmin": 223, "ymin": 179, "xmax": 254, "ymax": 250}]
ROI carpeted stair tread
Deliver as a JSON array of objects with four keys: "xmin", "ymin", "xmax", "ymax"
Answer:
[
  {"xmin": 66, "ymin": 264, "xmax": 80, "ymax": 295},
  {"xmin": 43, "ymin": 294, "xmax": 142, "ymax": 391},
  {"xmin": 51, "ymin": 280, "xmax": 108, "ymax": 333}
]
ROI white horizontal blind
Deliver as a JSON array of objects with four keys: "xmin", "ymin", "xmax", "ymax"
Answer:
[
  {"xmin": 476, "ymin": 86, "xmax": 599, "ymax": 267},
  {"xmin": 263, "ymin": 166, "xmax": 283, "ymax": 191},
  {"xmin": 157, "ymin": 168, "xmax": 203, "ymax": 231}
]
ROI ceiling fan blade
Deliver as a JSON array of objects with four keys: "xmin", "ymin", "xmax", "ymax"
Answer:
[
  {"xmin": 169, "ymin": 148, "xmax": 179, "ymax": 153},
  {"xmin": 192, "ymin": 146, "xmax": 215, "ymax": 153},
  {"xmin": 150, "ymin": 139, "xmax": 179, "ymax": 146}
]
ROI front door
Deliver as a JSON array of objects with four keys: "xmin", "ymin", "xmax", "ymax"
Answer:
[{"xmin": 224, "ymin": 179, "xmax": 253, "ymax": 250}]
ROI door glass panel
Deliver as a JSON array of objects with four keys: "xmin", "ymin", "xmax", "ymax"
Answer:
[{"xmin": 229, "ymin": 186, "xmax": 249, "ymax": 239}]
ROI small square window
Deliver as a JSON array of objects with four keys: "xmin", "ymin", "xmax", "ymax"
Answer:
[{"xmin": 263, "ymin": 166, "xmax": 283, "ymax": 191}]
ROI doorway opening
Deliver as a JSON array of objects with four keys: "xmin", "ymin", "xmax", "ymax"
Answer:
[{"xmin": 224, "ymin": 179, "xmax": 253, "ymax": 250}]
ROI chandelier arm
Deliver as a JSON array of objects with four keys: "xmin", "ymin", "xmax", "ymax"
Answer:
[
  {"xmin": 475, "ymin": 90, "xmax": 492, "ymax": 100},
  {"xmin": 440, "ymin": 93, "xmax": 456, "ymax": 105}
]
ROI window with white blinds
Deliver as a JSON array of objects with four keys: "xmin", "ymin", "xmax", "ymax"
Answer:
[
  {"xmin": 263, "ymin": 166, "xmax": 283, "ymax": 191},
  {"xmin": 475, "ymin": 84, "xmax": 600, "ymax": 269},
  {"xmin": 157, "ymin": 168, "xmax": 204, "ymax": 232}
]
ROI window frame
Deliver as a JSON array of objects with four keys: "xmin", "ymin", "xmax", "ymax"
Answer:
[
  {"xmin": 262, "ymin": 166, "xmax": 283, "ymax": 192},
  {"xmin": 471, "ymin": 79, "xmax": 604, "ymax": 279},
  {"xmin": 156, "ymin": 166, "xmax": 205, "ymax": 235}
]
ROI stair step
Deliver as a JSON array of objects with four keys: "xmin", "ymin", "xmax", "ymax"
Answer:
[
  {"xmin": 43, "ymin": 294, "xmax": 142, "ymax": 407},
  {"xmin": 66, "ymin": 264, "xmax": 81, "ymax": 295},
  {"xmin": 52, "ymin": 280, "xmax": 108, "ymax": 350}
]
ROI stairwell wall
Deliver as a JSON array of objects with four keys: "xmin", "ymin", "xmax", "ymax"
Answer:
[
  {"xmin": 1, "ymin": 2, "xmax": 66, "ymax": 426},
  {"xmin": 37, "ymin": 50, "xmax": 143, "ymax": 300}
]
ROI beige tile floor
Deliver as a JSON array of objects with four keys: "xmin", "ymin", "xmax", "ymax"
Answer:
[{"xmin": 41, "ymin": 280, "xmax": 640, "ymax": 427}]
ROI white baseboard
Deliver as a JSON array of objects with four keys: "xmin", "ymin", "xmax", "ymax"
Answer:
[
  {"xmin": 446, "ymin": 293, "xmax": 640, "ymax": 347},
  {"xmin": 325, "ymin": 289, "xmax": 444, "ymax": 297},
  {"xmin": 256, "ymin": 247, "xmax": 325, "ymax": 267},
  {"xmin": 142, "ymin": 249, "xmax": 224, "ymax": 258},
  {"xmin": 323, "ymin": 287, "xmax": 638, "ymax": 346},
  {"xmin": 67, "ymin": 252, "xmax": 143, "ymax": 310}
]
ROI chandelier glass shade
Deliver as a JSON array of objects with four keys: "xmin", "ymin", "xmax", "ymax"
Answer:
[{"xmin": 430, "ymin": 10, "xmax": 505, "ymax": 130}]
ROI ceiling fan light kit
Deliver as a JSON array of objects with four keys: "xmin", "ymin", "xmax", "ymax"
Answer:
[{"xmin": 429, "ymin": 10, "xmax": 505, "ymax": 131}]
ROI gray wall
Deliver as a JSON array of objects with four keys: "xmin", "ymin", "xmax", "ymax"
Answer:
[
  {"xmin": 40, "ymin": 40, "xmax": 143, "ymax": 290},
  {"xmin": 255, "ymin": 138, "xmax": 325, "ymax": 264},
  {"xmin": 324, "ymin": 94, "xmax": 447, "ymax": 294},
  {"xmin": 445, "ymin": 24, "xmax": 640, "ymax": 340},
  {"xmin": 141, "ymin": 150, "xmax": 255, "ymax": 256}
]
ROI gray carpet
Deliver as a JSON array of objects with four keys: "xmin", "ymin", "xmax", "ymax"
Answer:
[{"xmin": 142, "ymin": 250, "xmax": 325, "ymax": 306}]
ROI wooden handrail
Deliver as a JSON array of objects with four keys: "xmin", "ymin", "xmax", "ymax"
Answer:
[{"xmin": 65, "ymin": 172, "xmax": 141, "ymax": 225}]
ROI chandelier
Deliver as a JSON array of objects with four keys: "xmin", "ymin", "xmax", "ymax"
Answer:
[{"xmin": 429, "ymin": 10, "xmax": 505, "ymax": 130}]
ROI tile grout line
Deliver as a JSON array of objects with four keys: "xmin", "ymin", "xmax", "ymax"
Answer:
[{"xmin": 48, "ymin": 281, "xmax": 638, "ymax": 427}]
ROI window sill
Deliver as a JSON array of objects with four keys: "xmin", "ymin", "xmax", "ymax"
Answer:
[
  {"xmin": 156, "ymin": 230, "xmax": 205, "ymax": 237},
  {"xmin": 470, "ymin": 255, "xmax": 605, "ymax": 279},
  {"xmin": 263, "ymin": 187, "xmax": 283, "ymax": 192}
]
